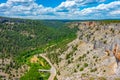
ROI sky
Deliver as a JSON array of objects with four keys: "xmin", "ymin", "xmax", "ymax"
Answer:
[{"xmin": 0, "ymin": 0, "xmax": 120, "ymax": 19}]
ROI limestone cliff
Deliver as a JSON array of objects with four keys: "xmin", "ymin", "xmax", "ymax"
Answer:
[{"xmin": 47, "ymin": 21, "xmax": 120, "ymax": 80}]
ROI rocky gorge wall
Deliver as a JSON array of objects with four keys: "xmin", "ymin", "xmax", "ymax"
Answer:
[{"xmin": 55, "ymin": 21, "xmax": 120, "ymax": 80}]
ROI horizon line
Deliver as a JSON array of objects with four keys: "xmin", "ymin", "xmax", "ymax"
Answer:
[{"xmin": 0, "ymin": 16, "xmax": 120, "ymax": 21}]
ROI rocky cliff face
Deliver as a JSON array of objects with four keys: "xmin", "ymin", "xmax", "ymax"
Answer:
[
  {"xmin": 112, "ymin": 44, "xmax": 120, "ymax": 75},
  {"xmin": 47, "ymin": 21, "xmax": 120, "ymax": 80}
]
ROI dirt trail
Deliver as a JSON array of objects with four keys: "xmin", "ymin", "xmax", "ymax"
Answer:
[{"xmin": 39, "ymin": 54, "xmax": 57, "ymax": 80}]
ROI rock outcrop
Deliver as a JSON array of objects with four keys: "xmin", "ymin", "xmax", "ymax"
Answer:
[
  {"xmin": 47, "ymin": 21, "xmax": 120, "ymax": 80},
  {"xmin": 113, "ymin": 44, "xmax": 120, "ymax": 62},
  {"xmin": 112, "ymin": 44, "xmax": 120, "ymax": 75}
]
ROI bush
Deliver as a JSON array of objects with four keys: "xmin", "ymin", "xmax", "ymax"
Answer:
[
  {"xmin": 90, "ymin": 68, "xmax": 97, "ymax": 72},
  {"xmin": 67, "ymin": 60, "xmax": 71, "ymax": 64},
  {"xmin": 77, "ymin": 64, "xmax": 79, "ymax": 68},
  {"xmin": 82, "ymin": 54, "xmax": 86, "ymax": 58},
  {"xmin": 80, "ymin": 67, "xmax": 84, "ymax": 71},
  {"xmin": 98, "ymin": 77, "xmax": 106, "ymax": 80},
  {"xmin": 74, "ymin": 69, "xmax": 77, "ymax": 72},
  {"xmin": 103, "ymin": 70, "xmax": 106, "ymax": 72},
  {"xmin": 84, "ymin": 63, "xmax": 88, "ymax": 67},
  {"xmin": 90, "ymin": 77, "xmax": 95, "ymax": 80},
  {"xmin": 57, "ymin": 71, "xmax": 60, "ymax": 75},
  {"xmin": 79, "ymin": 56, "xmax": 82, "ymax": 61},
  {"xmin": 103, "ymin": 40, "xmax": 107, "ymax": 44}
]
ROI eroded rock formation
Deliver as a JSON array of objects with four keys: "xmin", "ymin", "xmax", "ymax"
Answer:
[
  {"xmin": 113, "ymin": 44, "xmax": 120, "ymax": 64},
  {"xmin": 113, "ymin": 44, "xmax": 120, "ymax": 75}
]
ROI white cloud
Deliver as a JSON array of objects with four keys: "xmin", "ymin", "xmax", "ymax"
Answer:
[
  {"xmin": 0, "ymin": 0, "xmax": 54, "ymax": 16},
  {"xmin": 7, "ymin": 0, "xmax": 34, "ymax": 3},
  {"xmin": 67, "ymin": 0, "xmax": 105, "ymax": 4},
  {"xmin": 54, "ymin": 0, "xmax": 107, "ymax": 13},
  {"xmin": 0, "ymin": 0, "xmax": 120, "ymax": 19},
  {"xmin": 96, "ymin": 1, "xmax": 120, "ymax": 10},
  {"xmin": 73, "ymin": 1, "xmax": 120, "ymax": 16},
  {"xmin": 110, "ymin": 10, "xmax": 120, "ymax": 15},
  {"xmin": 57, "ymin": 1, "xmax": 76, "ymax": 8}
]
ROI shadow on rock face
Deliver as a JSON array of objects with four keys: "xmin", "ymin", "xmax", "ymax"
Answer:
[{"xmin": 116, "ymin": 62, "xmax": 120, "ymax": 75}]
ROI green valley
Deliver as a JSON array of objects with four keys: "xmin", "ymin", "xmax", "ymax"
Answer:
[{"xmin": 0, "ymin": 17, "xmax": 77, "ymax": 80}]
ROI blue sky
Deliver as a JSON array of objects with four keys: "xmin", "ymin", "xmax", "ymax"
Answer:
[{"xmin": 0, "ymin": 0, "xmax": 120, "ymax": 19}]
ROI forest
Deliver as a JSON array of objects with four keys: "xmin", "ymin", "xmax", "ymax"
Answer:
[
  {"xmin": 0, "ymin": 17, "xmax": 78, "ymax": 80},
  {"xmin": 0, "ymin": 17, "xmax": 77, "ymax": 58}
]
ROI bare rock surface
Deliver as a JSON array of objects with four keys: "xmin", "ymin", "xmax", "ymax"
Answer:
[{"xmin": 50, "ymin": 21, "xmax": 120, "ymax": 80}]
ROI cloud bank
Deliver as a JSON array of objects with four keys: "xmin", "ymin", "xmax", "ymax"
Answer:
[{"xmin": 0, "ymin": 0, "xmax": 120, "ymax": 19}]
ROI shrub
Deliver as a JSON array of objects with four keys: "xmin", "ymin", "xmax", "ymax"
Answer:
[
  {"xmin": 81, "ymin": 73, "xmax": 86, "ymax": 77},
  {"xmin": 77, "ymin": 64, "xmax": 79, "ymax": 68},
  {"xmin": 79, "ymin": 56, "xmax": 82, "ymax": 61},
  {"xmin": 103, "ymin": 70, "xmax": 106, "ymax": 72},
  {"xmin": 98, "ymin": 77, "xmax": 106, "ymax": 80},
  {"xmin": 80, "ymin": 67, "xmax": 84, "ymax": 71},
  {"xmin": 103, "ymin": 40, "xmax": 107, "ymax": 44},
  {"xmin": 83, "ymin": 54, "xmax": 86, "ymax": 58},
  {"xmin": 73, "ymin": 46, "xmax": 77, "ymax": 51},
  {"xmin": 90, "ymin": 77, "xmax": 95, "ymax": 80},
  {"xmin": 57, "ymin": 71, "xmax": 60, "ymax": 75},
  {"xmin": 87, "ymin": 51, "xmax": 89, "ymax": 54},
  {"xmin": 93, "ymin": 56, "xmax": 96, "ymax": 59},
  {"xmin": 90, "ymin": 68, "xmax": 97, "ymax": 72},
  {"xmin": 84, "ymin": 63, "xmax": 88, "ymax": 67},
  {"xmin": 67, "ymin": 60, "xmax": 71, "ymax": 64},
  {"xmin": 74, "ymin": 69, "xmax": 77, "ymax": 72}
]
